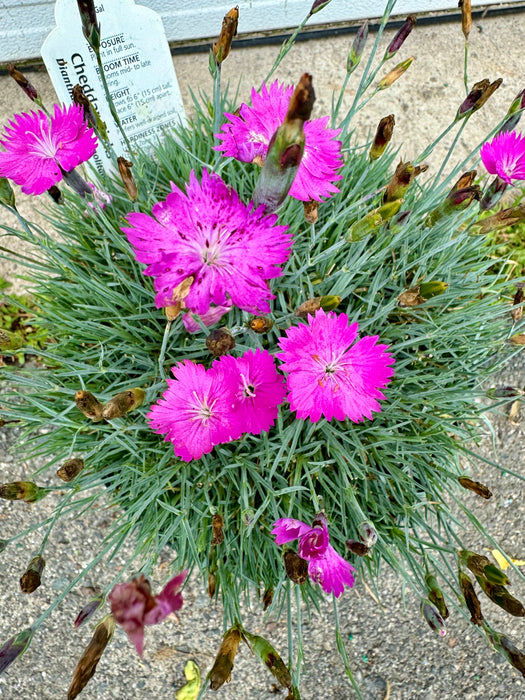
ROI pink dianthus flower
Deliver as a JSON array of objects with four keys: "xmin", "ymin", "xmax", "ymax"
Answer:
[
  {"xmin": 123, "ymin": 169, "xmax": 292, "ymax": 314},
  {"xmin": 0, "ymin": 104, "xmax": 97, "ymax": 195},
  {"xmin": 147, "ymin": 360, "xmax": 240, "ymax": 461},
  {"xmin": 182, "ymin": 302, "xmax": 232, "ymax": 334},
  {"xmin": 480, "ymin": 130, "xmax": 525, "ymax": 185},
  {"xmin": 272, "ymin": 513, "xmax": 355, "ymax": 597},
  {"xmin": 109, "ymin": 571, "xmax": 187, "ymax": 656},
  {"xmin": 214, "ymin": 348, "xmax": 286, "ymax": 435},
  {"xmin": 215, "ymin": 80, "xmax": 343, "ymax": 202},
  {"xmin": 277, "ymin": 309, "xmax": 394, "ymax": 423}
]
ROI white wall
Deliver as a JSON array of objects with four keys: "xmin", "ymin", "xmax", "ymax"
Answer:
[{"xmin": 0, "ymin": 0, "xmax": 517, "ymax": 63}]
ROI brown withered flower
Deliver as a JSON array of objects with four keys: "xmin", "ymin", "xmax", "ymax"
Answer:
[
  {"xmin": 7, "ymin": 65, "xmax": 39, "ymax": 103},
  {"xmin": 72, "ymin": 84, "xmax": 97, "ymax": 127},
  {"xmin": 213, "ymin": 6, "xmax": 239, "ymax": 64},
  {"xmin": 283, "ymin": 550, "xmax": 309, "ymax": 584},
  {"xmin": 345, "ymin": 540, "xmax": 370, "ymax": 556},
  {"xmin": 377, "ymin": 57, "xmax": 414, "ymax": 91},
  {"xmin": 511, "ymin": 285, "xmax": 525, "ymax": 322},
  {"xmin": 102, "ymin": 388, "xmax": 145, "ymax": 420},
  {"xmin": 458, "ymin": 570, "xmax": 483, "ymax": 625},
  {"xmin": 0, "ymin": 481, "xmax": 48, "ymax": 503},
  {"xmin": 117, "ymin": 157, "xmax": 138, "ymax": 202},
  {"xmin": 303, "ymin": 200, "xmax": 319, "ymax": 223},
  {"xmin": 20, "ymin": 555, "xmax": 45, "ymax": 594},
  {"xmin": 75, "ymin": 390, "xmax": 104, "ymax": 422},
  {"xmin": 458, "ymin": 476, "xmax": 492, "ymax": 499},
  {"xmin": 206, "ymin": 329, "xmax": 235, "ymax": 357},
  {"xmin": 459, "ymin": 0, "xmax": 472, "ymax": 41},
  {"xmin": 211, "ymin": 513, "xmax": 225, "ymax": 545},
  {"xmin": 262, "ymin": 587, "xmax": 273, "ymax": 610},
  {"xmin": 67, "ymin": 615, "xmax": 115, "ymax": 700},
  {"xmin": 208, "ymin": 627, "xmax": 242, "ymax": 690},
  {"xmin": 384, "ymin": 161, "xmax": 427, "ymax": 202},
  {"xmin": 57, "ymin": 458, "xmax": 85, "ymax": 482},
  {"xmin": 370, "ymin": 114, "xmax": 395, "ymax": 160}
]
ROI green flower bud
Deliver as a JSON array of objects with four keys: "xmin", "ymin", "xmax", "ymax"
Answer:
[
  {"xmin": 418, "ymin": 281, "xmax": 449, "ymax": 299},
  {"xmin": 242, "ymin": 629, "xmax": 293, "ymax": 690},
  {"xmin": 347, "ymin": 21, "xmax": 368, "ymax": 73},
  {"xmin": 0, "ymin": 481, "xmax": 49, "ymax": 504},
  {"xmin": 0, "ymin": 329, "xmax": 23, "ymax": 352},
  {"xmin": 0, "ymin": 177, "xmax": 16, "ymax": 209},
  {"xmin": 377, "ymin": 57, "xmax": 414, "ymax": 91},
  {"xmin": 0, "ymin": 627, "xmax": 34, "ymax": 675},
  {"xmin": 425, "ymin": 574, "xmax": 449, "ymax": 619},
  {"xmin": 421, "ymin": 600, "xmax": 447, "ymax": 637}
]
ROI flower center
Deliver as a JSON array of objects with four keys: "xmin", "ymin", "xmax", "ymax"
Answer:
[
  {"xmin": 189, "ymin": 390, "xmax": 217, "ymax": 426},
  {"xmin": 201, "ymin": 236, "xmax": 222, "ymax": 266},
  {"xmin": 240, "ymin": 372, "xmax": 256, "ymax": 398},
  {"xmin": 26, "ymin": 119, "xmax": 58, "ymax": 159}
]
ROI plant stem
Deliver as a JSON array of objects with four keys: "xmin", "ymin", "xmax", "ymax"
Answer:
[
  {"xmin": 464, "ymin": 41, "xmax": 469, "ymax": 95},
  {"xmin": 213, "ymin": 63, "xmax": 222, "ymax": 151},
  {"xmin": 158, "ymin": 320, "xmax": 172, "ymax": 380},
  {"xmin": 95, "ymin": 51, "xmax": 133, "ymax": 154},
  {"xmin": 433, "ymin": 120, "xmax": 467, "ymax": 185}
]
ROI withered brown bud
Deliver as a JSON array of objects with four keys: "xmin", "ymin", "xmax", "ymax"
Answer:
[
  {"xmin": 384, "ymin": 161, "xmax": 427, "ymax": 202},
  {"xmin": 456, "ymin": 78, "xmax": 502, "ymax": 121},
  {"xmin": 213, "ymin": 6, "xmax": 239, "ymax": 64},
  {"xmin": 75, "ymin": 390, "xmax": 104, "ymax": 422},
  {"xmin": 500, "ymin": 635, "xmax": 525, "ymax": 678},
  {"xmin": 7, "ymin": 65, "xmax": 39, "ymax": 102},
  {"xmin": 458, "ymin": 476, "xmax": 492, "ymax": 499},
  {"xmin": 511, "ymin": 286, "xmax": 524, "ymax": 322},
  {"xmin": 303, "ymin": 200, "xmax": 319, "ymax": 224},
  {"xmin": 57, "ymin": 458, "xmax": 85, "ymax": 482},
  {"xmin": 208, "ymin": 627, "xmax": 242, "ymax": 690},
  {"xmin": 72, "ymin": 84, "xmax": 96, "ymax": 127},
  {"xmin": 286, "ymin": 73, "xmax": 315, "ymax": 123},
  {"xmin": 165, "ymin": 275, "xmax": 194, "ymax": 322},
  {"xmin": 476, "ymin": 576, "xmax": 525, "ymax": 617},
  {"xmin": 459, "ymin": 0, "xmax": 472, "ymax": 41},
  {"xmin": 47, "ymin": 186, "xmax": 63, "ymax": 205},
  {"xmin": 283, "ymin": 550, "xmax": 309, "ymax": 585},
  {"xmin": 68, "ymin": 615, "xmax": 115, "ymax": 700},
  {"xmin": 0, "ymin": 481, "xmax": 48, "ymax": 503},
  {"xmin": 398, "ymin": 287, "xmax": 424, "ymax": 307},
  {"xmin": 206, "ymin": 329, "xmax": 235, "ymax": 357},
  {"xmin": 295, "ymin": 298, "xmax": 322, "ymax": 318},
  {"xmin": 370, "ymin": 114, "xmax": 395, "ymax": 160},
  {"xmin": 20, "ymin": 555, "xmax": 45, "ymax": 594},
  {"xmin": 475, "ymin": 203, "xmax": 525, "ymax": 235},
  {"xmin": 248, "ymin": 316, "xmax": 273, "ymax": 334},
  {"xmin": 211, "ymin": 513, "xmax": 225, "ymax": 545},
  {"xmin": 117, "ymin": 157, "xmax": 138, "ymax": 202},
  {"xmin": 208, "ymin": 573, "xmax": 216, "ymax": 598},
  {"xmin": 459, "ymin": 570, "xmax": 483, "ymax": 625},
  {"xmin": 449, "ymin": 170, "xmax": 477, "ymax": 194},
  {"xmin": 345, "ymin": 540, "xmax": 370, "ymax": 556},
  {"xmin": 460, "ymin": 550, "xmax": 492, "ymax": 578},
  {"xmin": 102, "ymin": 388, "xmax": 146, "ymax": 420},
  {"xmin": 262, "ymin": 587, "xmax": 273, "ymax": 610}
]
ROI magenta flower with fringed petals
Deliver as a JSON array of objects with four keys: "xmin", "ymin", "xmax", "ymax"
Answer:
[
  {"xmin": 147, "ymin": 360, "xmax": 241, "ymax": 461},
  {"xmin": 182, "ymin": 302, "xmax": 232, "ymax": 334},
  {"xmin": 272, "ymin": 513, "xmax": 355, "ymax": 597},
  {"xmin": 0, "ymin": 104, "xmax": 97, "ymax": 195},
  {"xmin": 480, "ymin": 131, "xmax": 525, "ymax": 185},
  {"xmin": 277, "ymin": 309, "xmax": 394, "ymax": 423},
  {"xmin": 215, "ymin": 80, "xmax": 343, "ymax": 202},
  {"xmin": 109, "ymin": 571, "xmax": 187, "ymax": 656},
  {"xmin": 214, "ymin": 348, "xmax": 286, "ymax": 435},
  {"xmin": 123, "ymin": 169, "xmax": 292, "ymax": 314}
]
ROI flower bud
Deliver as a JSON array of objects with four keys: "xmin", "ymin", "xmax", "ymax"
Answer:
[
  {"xmin": 303, "ymin": 200, "xmax": 319, "ymax": 224},
  {"xmin": 309, "ymin": 0, "xmax": 331, "ymax": 15},
  {"xmin": 498, "ymin": 88, "xmax": 525, "ymax": 134},
  {"xmin": 510, "ymin": 333, "xmax": 525, "ymax": 346},
  {"xmin": 68, "ymin": 615, "xmax": 115, "ymax": 700},
  {"xmin": 377, "ymin": 57, "xmax": 414, "ymax": 91},
  {"xmin": 208, "ymin": 627, "xmax": 242, "ymax": 690},
  {"xmin": 76, "ymin": 0, "xmax": 100, "ymax": 51},
  {"xmin": 358, "ymin": 521, "xmax": 378, "ymax": 548},
  {"xmin": 499, "ymin": 634, "xmax": 525, "ymax": 678},
  {"xmin": 283, "ymin": 550, "xmax": 309, "ymax": 584},
  {"xmin": 511, "ymin": 285, "xmax": 524, "ymax": 323},
  {"xmin": 253, "ymin": 74, "xmax": 314, "ymax": 213},
  {"xmin": 476, "ymin": 576, "xmax": 525, "ymax": 616},
  {"xmin": 475, "ymin": 203, "xmax": 525, "ymax": 235},
  {"xmin": 347, "ymin": 199, "xmax": 402, "ymax": 242},
  {"xmin": 383, "ymin": 16, "xmax": 416, "ymax": 61},
  {"xmin": 0, "ymin": 539, "xmax": 9, "ymax": 554},
  {"xmin": 347, "ymin": 21, "xmax": 368, "ymax": 73},
  {"xmin": 102, "ymin": 388, "xmax": 146, "ymax": 420},
  {"xmin": 208, "ymin": 572, "xmax": 216, "ymax": 598},
  {"xmin": 459, "ymin": 549, "xmax": 492, "ymax": 577},
  {"xmin": 421, "ymin": 600, "xmax": 446, "ymax": 637},
  {"xmin": 370, "ymin": 114, "xmax": 395, "ymax": 161},
  {"xmin": 449, "ymin": 170, "xmax": 477, "ymax": 194},
  {"xmin": 487, "ymin": 386, "xmax": 523, "ymax": 398},
  {"xmin": 248, "ymin": 316, "xmax": 273, "ymax": 334},
  {"xmin": 0, "ymin": 627, "xmax": 34, "ymax": 675},
  {"xmin": 320, "ymin": 295, "xmax": 342, "ymax": 311},
  {"xmin": 206, "ymin": 329, "xmax": 235, "ymax": 357},
  {"xmin": 458, "ymin": 476, "xmax": 492, "ymax": 499},
  {"xmin": 72, "ymin": 84, "xmax": 97, "ymax": 128},
  {"xmin": 419, "ymin": 281, "xmax": 449, "ymax": 299},
  {"xmin": 426, "ymin": 186, "xmax": 481, "ymax": 226},
  {"xmin": 57, "ymin": 458, "xmax": 85, "ymax": 482},
  {"xmin": 262, "ymin": 587, "xmax": 273, "ymax": 610},
  {"xmin": 211, "ymin": 513, "xmax": 225, "ymax": 545},
  {"xmin": 458, "ymin": 570, "xmax": 483, "ymax": 625},
  {"xmin": 242, "ymin": 629, "xmax": 293, "ymax": 690},
  {"xmin": 384, "ymin": 161, "xmax": 427, "ymax": 203},
  {"xmin": 117, "ymin": 157, "xmax": 138, "ymax": 202},
  {"xmin": 295, "ymin": 298, "xmax": 321, "ymax": 318},
  {"xmin": 345, "ymin": 540, "xmax": 369, "ymax": 556},
  {"xmin": 459, "ymin": 0, "xmax": 472, "ymax": 41},
  {"xmin": 213, "ymin": 6, "xmax": 239, "ymax": 64},
  {"xmin": 483, "ymin": 563, "xmax": 510, "ymax": 587},
  {"xmin": 425, "ymin": 574, "xmax": 449, "ymax": 619},
  {"xmin": 74, "ymin": 594, "xmax": 105, "ymax": 628},
  {"xmin": 0, "ymin": 481, "xmax": 48, "ymax": 504},
  {"xmin": 0, "ymin": 329, "xmax": 23, "ymax": 352},
  {"xmin": 20, "ymin": 555, "xmax": 45, "ymax": 594},
  {"xmin": 456, "ymin": 78, "xmax": 502, "ymax": 122},
  {"xmin": 0, "ymin": 177, "xmax": 16, "ymax": 209},
  {"xmin": 75, "ymin": 390, "xmax": 104, "ymax": 422},
  {"xmin": 7, "ymin": 65, "xmax": 40, "ymax": 104},
  {"xmin": 480, "ymin": 176, "xmax": 508, "ymax": 211}
]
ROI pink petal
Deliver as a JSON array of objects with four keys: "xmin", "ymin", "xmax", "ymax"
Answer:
[{"xmin": 271, "ymin": 518, "xmax": 312, "ymax": 545}]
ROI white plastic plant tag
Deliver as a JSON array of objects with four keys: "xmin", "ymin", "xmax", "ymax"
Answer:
[{"xmin": 41, "ymin": 0, "xmax": 187, "ymax": 176}]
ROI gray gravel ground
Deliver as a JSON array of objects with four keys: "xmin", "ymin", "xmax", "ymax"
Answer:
[{"xmin": 1, "ymin": 8, "xmax": 525, "ymax": 700}]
